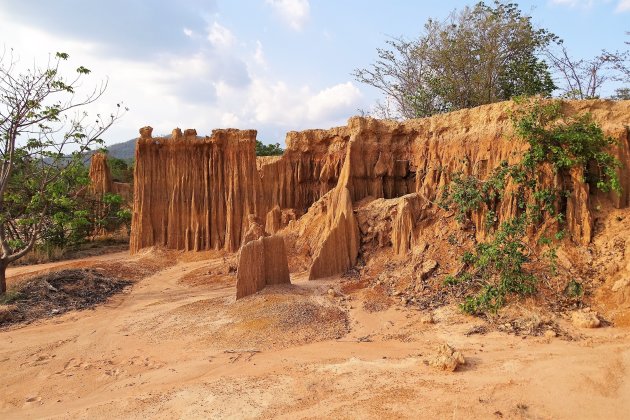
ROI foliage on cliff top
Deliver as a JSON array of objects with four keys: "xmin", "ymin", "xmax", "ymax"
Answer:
[
  {"xmin": 256, "ymin": 140, "xmax": 284, "ymax": 156},
  {"xmin": 354, "ymin": 1, "xmax": 556, "ymax": 118}
]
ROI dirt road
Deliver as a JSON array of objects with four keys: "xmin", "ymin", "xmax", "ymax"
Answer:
[{"xmin": 1, "ymin": 254, "xmax": 629, "ymax": 419}]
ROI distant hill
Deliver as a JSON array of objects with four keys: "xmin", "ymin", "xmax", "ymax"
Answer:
[{"xmin": 105, "ymin": 138, "xmax": 136, "ymax": 161}]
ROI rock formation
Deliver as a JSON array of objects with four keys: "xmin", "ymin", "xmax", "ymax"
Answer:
[
  {"xmin": 307, "ymin": 149, "xmax": 360, "ymax": 280},
  {"xmin": 391, "ymin": 194, "xmax": 424, "ymax": 256},
  {"xmin": 130, "ymin": 100, "xmax": 630, "ymax": 283},
  {"xmin": 130, "ymin": 127, "xmax": 262, "ymax": 253},
  {"xmin": 236, "ymin": 235, "xmax": 291, "ymax": 299},
  {"xmin": 89, "ymin": 152, "xmax": 133, "ymax": 202},
  {"xmin": 429, "ymin": 343, "xmax": 466, "ymax": 372},
  {"xmin": 242, "ymin": 214, "xmax": 268, "ymax": 246},
  {"xmin": 89, "ymin": 152, "xmax": 113, "ymax": 196},
  {"xmin": 307, "ymin": 186, "xmax": 360, "ymax": 280},
  {"xmin": 265, "ymin": 206, "xmax": 283, "ymax": 234}
]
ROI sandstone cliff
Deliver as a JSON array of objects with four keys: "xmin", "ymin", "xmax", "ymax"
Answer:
[
  {"xmin": 337, "ymin": 100, "xmax": 629, "ymax": 245},
  {"xmin": 130, "ymin": 100, "xmax": 630, "ymax": 283},
  {"xmin": 130, "ymin": 127, "xmax": 263, "ymax": 253}
]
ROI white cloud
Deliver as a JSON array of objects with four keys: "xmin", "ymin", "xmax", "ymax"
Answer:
[
  {"xmin": 616, "ymin": 0, "xmax": 630, "ymax": 11},
  {"xmin": 306, "ymin": 82, "xmax": 362, "ymax": 121},
  {"xmin": 207, "ymin": 21, "xmax": 236, "ymax": 48},
  {"xmin": 240, "ymin": 79, "xmax": 362, "ymax": 128},
  {"xmin": 183, "ymin": 27, "xmax": 193, "ymax": 37},
  {"xmin": 221, "ymin": 112, "xmax": 240, "ymax": 127},
  {"xmin": 265, "ymin": 0, "xmax": 310, "ymax": 31},
  {"xmin": 0, "ymin": 7, "xmax": 362, "ymax": 146},
  {"xmin": 253, "ymin": 40, "xmax": 266, "ymax": 67}
]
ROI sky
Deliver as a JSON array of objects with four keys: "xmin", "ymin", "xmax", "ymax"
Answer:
[{"xmin": 0, "ymin": 0, "xmax": 628, "ymax": 147}]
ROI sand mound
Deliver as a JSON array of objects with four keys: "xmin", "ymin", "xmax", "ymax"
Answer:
[{"xmin": 211, "ymin": 289, "xmax": 349, "ymax": 350}]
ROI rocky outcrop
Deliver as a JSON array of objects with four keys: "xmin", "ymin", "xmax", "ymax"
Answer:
[
  {"xmin": 130, "ymin": 100, "xmax": 630, "ymax": 279},
  {"xmin": 265, "ymin": 205, "xmax": 283, "ymax": 234},
  {"xmin": 308, "ymin": 149, "xmax": 360, "ymax": 280},
  {"xmin": 340, "ymin": 100, "xmax": 629, "ymax": 245},
  {"xmin": 89, "ymin": 152, "xmax": 113, "ymax": 196},
  {"xmin": 89, "ymin": 152, "xmax": 133, "ymax": 202},
  {"xmin": 391, "ymin": 194, "xmax": 425, "ymax": 256},
  {"xmin": 257, "ymin": 127, "xmax": 351, "ymax": 214},
  {"xmin": 236, "ymin": 235, "xmax": 291, "ymax": 299},
  {"xmin": 307, "ymin": 186, "xmax": 360, "ymax": 280},
  {"xmin": 130, "ymin": 127, "xmax": 262, "ymax": 253},
  {"xmin": 242, "ymin": 214, "xmax": 268, "ymax": 246},
  {"xmin": 131, "ymin": 124, "xmax": 350, "ymax": 254}
]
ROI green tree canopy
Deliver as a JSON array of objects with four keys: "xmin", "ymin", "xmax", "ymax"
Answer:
[
  {"xmin": 354, "ymin": 1, "xmax": 556, "ymax": 118},
  {"xmin": 255, "ymin": 140, "xmax": 284, "ymax": 156},
  {"xmin": 107, "ymin": 156, "xmax": 133, "ymax": 183}
]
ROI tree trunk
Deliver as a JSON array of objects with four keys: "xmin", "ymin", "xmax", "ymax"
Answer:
[{"xmin": 0, "ymin": 260, "xmax": 6, "ymax": 295}]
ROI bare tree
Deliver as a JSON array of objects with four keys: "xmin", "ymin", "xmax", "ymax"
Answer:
[
  {"xmin": 545, "ymin": 32, "xmax": 629, "ymax": 100},
  {"xmin": 545, "ymin": 42, "xmax": 628, "ymax": 99},
  {"xmin": 0, "ymin": 50, "xmax": 125, "ymax": 294},
  {"xmin": 352, "ymin": 36, "xmax": 445, "ymax": 119}
]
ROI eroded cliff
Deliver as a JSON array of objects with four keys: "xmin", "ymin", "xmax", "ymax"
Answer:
[{"xmin": 130, "ymin": 100, "xmax": 630, "ymax": 295}]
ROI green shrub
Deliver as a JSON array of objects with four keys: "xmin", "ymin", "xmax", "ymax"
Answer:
[{"xmin": 442, "ymin": 99, "xmax": 621, "ymax": 315}]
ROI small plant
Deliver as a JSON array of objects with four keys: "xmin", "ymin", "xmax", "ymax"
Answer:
[
  {"xmin": 564, "ymin": 279, "xmax": 583, "ymax": 299},
  {"xmin": 448, "ymin": 215, "xmax": 536, "ymax": 315},
  {"xmin": 440, "ymin": 161, "xmax": 513, "ymax": 226},
  {"xmin": 0, "ymin": 289, "xmax": 23, "ymax": 305},
  {"xmin": 512, "ymin": 99, "xmax": 621, "ymax": 194}
]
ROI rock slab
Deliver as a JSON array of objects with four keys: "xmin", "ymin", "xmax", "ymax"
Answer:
[{"xmin": 236, "ymin": 235, "xmax": 290, "ymax": 299}]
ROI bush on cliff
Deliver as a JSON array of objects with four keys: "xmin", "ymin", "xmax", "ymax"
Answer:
[{"xmin": 442, "ymin": 99, "xmax": 620, "ymax": 315}]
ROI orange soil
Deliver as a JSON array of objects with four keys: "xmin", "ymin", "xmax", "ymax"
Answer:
[{"xmin": 1, "ymin": 252, "xmax": 629, "ymax": 419}]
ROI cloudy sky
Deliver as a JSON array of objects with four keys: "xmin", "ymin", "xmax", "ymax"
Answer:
[{"xmin": 0, "ymin": 0, "xmax": 628, "ymax": 146}]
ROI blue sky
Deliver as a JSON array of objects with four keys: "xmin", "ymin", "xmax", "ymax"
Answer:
[{"xmin": 0, "ymin": 0, "xmax": 628, "ymax": 146}]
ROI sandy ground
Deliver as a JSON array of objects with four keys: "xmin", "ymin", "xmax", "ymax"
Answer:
[{"xmin": 1, "ymin": 253, "xmax": 630, "ymax": 419}]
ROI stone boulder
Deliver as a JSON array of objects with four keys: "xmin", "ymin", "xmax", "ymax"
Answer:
[
  {"xmin": 571, "ymin": 309, "xmax": 601, "ymax": 328},
  {"xmin": 428, "ymin": 343, "xmax": 466, "ymax": 372}
]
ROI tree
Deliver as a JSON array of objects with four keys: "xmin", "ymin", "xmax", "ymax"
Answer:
[
  {"xmin": 0, "ymin": 50, "xmax": 125, "ymax": 294},
  {"xmin": 107, "ymin": 156, "xmax": 133, "ymax": 183},
  {"xmin": 29, "ymin": 160, "xmax": 93, "ymax": 252},
  {"xmin": 255, "ymin": 140, "xmax": 284, "ymax": 156},
  {"xmin": 613, "ymin": 88, "xmax": 630, "ymax": 100},
  {"xmin": 545, "ymin": 43, "xmax": 629, "ymax": 99},
  {"xmin": 354, "ymin": 1, "xmax": 556, "ymax": 119}
]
